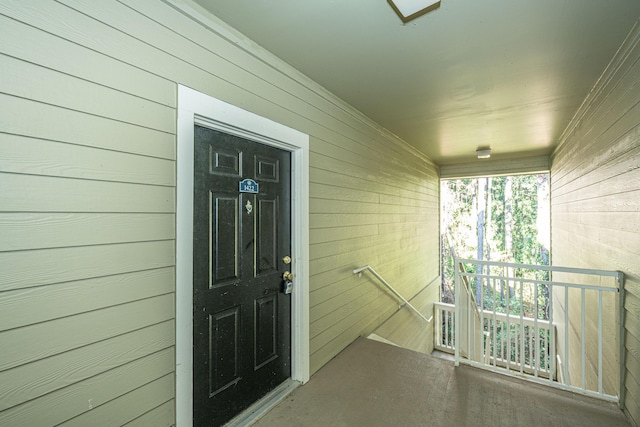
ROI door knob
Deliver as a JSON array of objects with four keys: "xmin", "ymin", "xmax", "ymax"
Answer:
[{"xmin": 282, "ymin": 271, "xmax": 294, "ymax": 281}]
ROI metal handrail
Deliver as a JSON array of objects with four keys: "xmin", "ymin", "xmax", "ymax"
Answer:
[{"xmin": 353, "ymin": 265, "xmax": 433, "ymax": 323}]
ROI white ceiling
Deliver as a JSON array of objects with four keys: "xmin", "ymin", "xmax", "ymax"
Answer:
[{"xmin": 193, "ymin": 0, "xmax": 640, "ymax": 165}]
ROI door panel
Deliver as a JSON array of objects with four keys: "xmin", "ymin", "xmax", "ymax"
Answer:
[
  {"xmin": 255, "ymin": 156, "xmax": 279, "ymax": 181},
  {"xmin": 209, "ymin": 146, "xmax": 242, "ymax": 177},
  {"xmin": 209, "ymin": 307, "xmax": 240, "ymax": 396},
  {"xmin": 211, "ymin": 194, "xmax": 239, "ymax": 287},
  {"xmin": 257, "ymin": 197, "xmax": 277, "ymax": 274},
  {"xmin": 193, "ymin": 125, "xmax": 291, "ymax": 427},
  {"xmin": 254, "ymin": 295, "xmax": 278, "ymax": 369}
]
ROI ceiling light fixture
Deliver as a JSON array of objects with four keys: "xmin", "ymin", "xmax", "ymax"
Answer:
[
  {"xmin": 476, "ymin": 148, "xmax": 492, "ymax": 159},
  {"xmin": 387, "ymin": 0, "xmax": 441, "ymax": 23}
]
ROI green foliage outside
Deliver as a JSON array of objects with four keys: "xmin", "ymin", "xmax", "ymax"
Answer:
[
  {"xmin": 440, "ymin": 174, "xmax": 552, "ymax": 370},
  {"xmin": 441, "ymin": 174, "xmax": 550, "ymax": 311}
]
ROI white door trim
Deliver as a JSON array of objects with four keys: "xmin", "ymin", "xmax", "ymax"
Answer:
[{"xmin": 176, "ymin": 85, "xmax": 310, "ymax": 426}]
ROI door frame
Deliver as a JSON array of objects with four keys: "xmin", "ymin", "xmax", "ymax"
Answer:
[{"xmin": 176, "ymin": 85, "xmax": 310, "ymax": 426}]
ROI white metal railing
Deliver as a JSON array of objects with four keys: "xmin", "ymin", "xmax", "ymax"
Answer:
[
  {"xmin": 434, "ymin": 302, "xmax": 455, "ymax": 353},
  {"xmin": 479, "ymin": 308, "xmax": 554, "ymax": 377},
  {"xmin": 353, "ymin": 265, "xmax": 433, "ymax": 324},
  {"xmin": 453, "ymin": 258, "xmax": 624, "ymax": 403},
  {"xmin": 435, "ymin": 302, "xmax": 553, "ymax": 377}
]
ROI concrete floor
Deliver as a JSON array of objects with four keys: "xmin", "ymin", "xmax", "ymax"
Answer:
[{"xmin": 253, "ymin": 338, "xmax": 630, "ymax": 427}]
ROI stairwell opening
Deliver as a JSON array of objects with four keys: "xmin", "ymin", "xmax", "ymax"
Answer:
[{"xmin": 438, "ymin": 173, "xmax": 624, "ymax": 403}]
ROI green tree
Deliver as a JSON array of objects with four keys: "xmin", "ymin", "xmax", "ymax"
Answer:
[{"xmin": 440, "ymin": 174, "xmax": 550, "ymax": 306}]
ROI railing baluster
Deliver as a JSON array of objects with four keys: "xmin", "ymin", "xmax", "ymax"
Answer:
[
  {"xmin": 530, "ymin": 326, "xmax": 534, "ymax": 370},
  {"xmin": 452, "ymin": 308, "xmax": 455, "ymax": 351},
  {"xmin": 437, "ymin": 306, "xmax": 441, "ymax": 347},
  {"xmin": 506, "ymin": 275, "xmax": 511, "ymax": 370},
  {"xmin": 492, "ymin": 277, "xmax": 497, "ymax": 364},
  {"xmin": 534, "ymin": 282, "xmax": 539, "ymax": 378},
  {"xmin": 447, "ymin": 312, "xmax": 456, "ymax": 349},
  {"xmin": 492, "ymin": 277, "xmax": 497, "ymax": 368},
  {"xmin": 450, "ymin": 310, "xmax": 454, "ymax": 349},
  {"xmin": 445, "ymin": 309, "xmax": 449, "ymax": 348},
  {"xmin": 438, "ymin": 307, "xmax": 442, "ymax": 347},
  {"xmin": 500, "ymin": 329, "xmax": 503, "ymax": 364},
  {"xmin": 520, "ymin": 280, "xmax": 525, "ymax": 375},
  {"xmin": 442, "ymin": 308, "xmax": 446, "ymax": 349},
  {"xmin": 549, "ymin": 283, "xmax": 555, "ymax": 384},
  {"xmin": 448, "ymin": 309, "xmax": 451, "ymax": 349},
  {"xmin": 581, "ymin": 288, "xmax": 586, "ymax": 390},
  {"xmin": 444, "ymin": 309, "xmax": 448, "ymax": 348},
  {"xmin": 515, "ymin": 323, "xmax": 520, "ymax": 367},
  {"xmin": 547, "ymin": 327, "xmax": 550, "ymax": 373},
  {"xmin": 454, "ymin": 262, "xmax": 461, "ymax": 366},
  {"xmin": 468, "ymin": 270, "xmax": 472, "ymax": 363},
  {"xmin": 564, "ymin": 286, "xmax": 569, "ymax": 385},
  {"xmin": 598, "ymin": 291, "xmax": 603, "ymax": 394}
]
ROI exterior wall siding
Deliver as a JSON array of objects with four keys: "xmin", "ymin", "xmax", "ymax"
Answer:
[
  {"xmin": 550, "ymin": 20, "xmax": 640, "ymax": 427},
  {"xmin": 368, "ymin": 277, "xmax": 439, "ymax": 354},
  {"xmin": 0, "ymin": 0, "xmax": 440, "ymax": 425}
]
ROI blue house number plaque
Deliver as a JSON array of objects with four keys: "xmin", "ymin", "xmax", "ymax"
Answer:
[{"xmin": 239, "ymin": 178, "xmax": 259, "ymax": 194}]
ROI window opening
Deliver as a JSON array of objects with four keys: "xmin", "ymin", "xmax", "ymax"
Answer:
[{"xmin": 440, "ymin": 174, "xmax": 550, "ymax": 311}]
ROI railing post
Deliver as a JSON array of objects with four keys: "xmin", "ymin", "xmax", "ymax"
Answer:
[
  {"xmin": 505, "ymin": 276, "xmax": 511, "ymax": 371},
  {"xmin": 468, "ymin": 270, "xmax": 471, "ymax": 363},
  {"xmin": 549, "ymin": 282, "xmax": 555, "ymax": 383},
  {"xmin": 581, "ymin": 288, "xmax": 586, "ymax": 390},
  {"xmin": 435, "ymin": 306, "xmax": 440, "ymax": 349},
  {"xmin": 531, "ymin": 283, "xmax": 541, "ymax": 378},
  {"xmin": 520, "ymin": 280, "xmax": 525, "ymax": 375},
  {"xmin": 564, "ymin": 286, "xmax": 569, "ymax": 384},
  {"xmin": 598, "ymin": 291, "xmax": 603, "ymax": 394}
]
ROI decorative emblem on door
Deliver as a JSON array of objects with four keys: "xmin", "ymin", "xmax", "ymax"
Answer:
[{"xmin": 245, "ymin": 200, "xmax": 253, "ymax": 214}]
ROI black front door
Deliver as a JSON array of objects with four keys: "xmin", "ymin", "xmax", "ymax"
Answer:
[{"xmin": 193, "ymin": 125, "xmax": 292, "ymax": 426}]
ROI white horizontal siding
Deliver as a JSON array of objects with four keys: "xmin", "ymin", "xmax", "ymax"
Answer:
[
  {"xmin": 1, "ymin": 349, "xmax": 175, "ymax": 427},
  {"xmin": 0, "ymin": 94, "xmax": 175, "ymax": 159},
  {"xmin": 0, "ymin": 213, "xmax": 175, "ymax": 252},
  {"xmin": 0, "ymin": 53, "xmax": 175, "ymax": 133},
  {"xmin": 0, "ymin": 268, "xmax": 175, "ymax": 332},
  {"xmin": 0, "ymin": 321, "xmax": 174, "ymax": 412},
  {"xmin": 1, "ymin": 134, "xmax": 175, "ymax": 185},
  {"xmin": 0, "ymin": 0, "xmax": 440, "ymax": 425}
]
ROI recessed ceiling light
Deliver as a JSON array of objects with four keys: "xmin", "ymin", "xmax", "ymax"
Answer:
[
  {"xmin": 476, "ymin": 148, "xmax": 492, "ymax": 159},
  {"xmin": 387, "ymin": 0, "xmax": 441, "ymax": 23}
]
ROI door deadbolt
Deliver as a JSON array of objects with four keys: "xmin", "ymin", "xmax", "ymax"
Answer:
[
  {"xmin": 282, "ymin": 271, "xmax": 294, "ymax": 281},
  {"xmin": 282, "ymin": 256, "xmax": 292, "ymax": 265}
]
